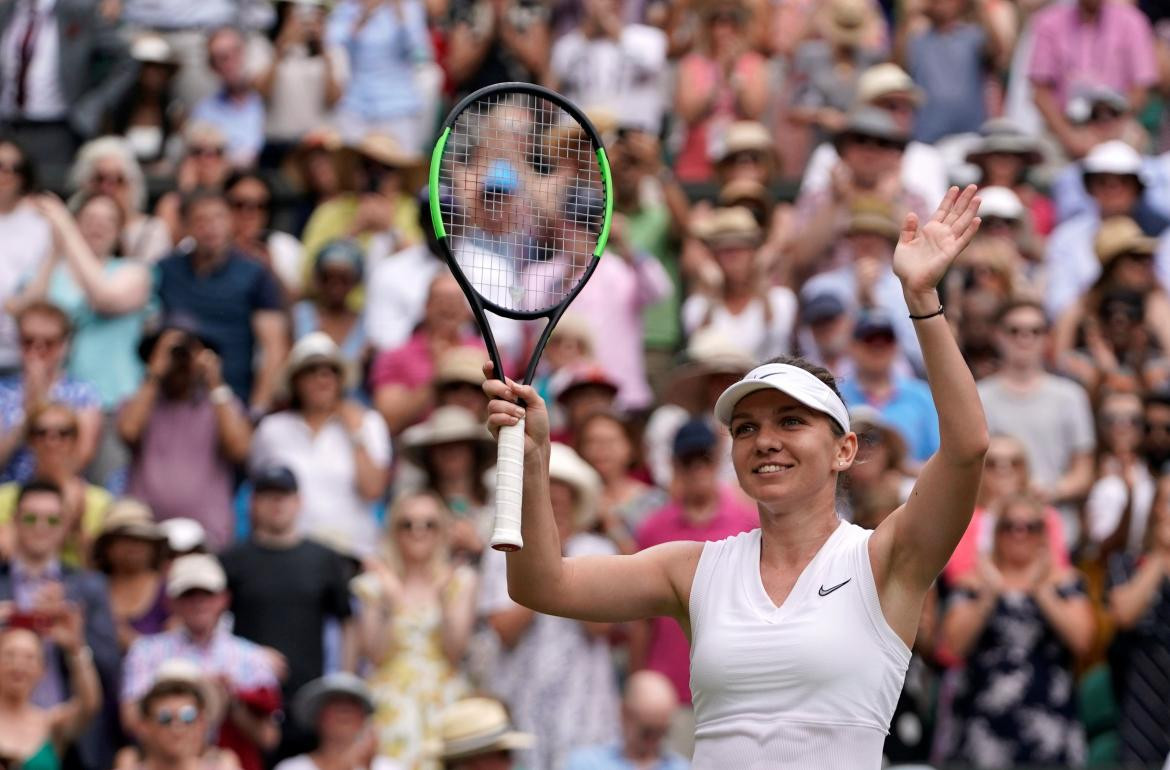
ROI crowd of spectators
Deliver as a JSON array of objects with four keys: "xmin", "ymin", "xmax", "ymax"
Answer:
[{"xmin": 3, "ymin": 0, "xmax": 1170, "ymax": 768}]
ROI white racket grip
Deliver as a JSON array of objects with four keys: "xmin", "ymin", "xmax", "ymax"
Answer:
[{"xmin": 491, "ymin": 418, "xmax": 526, "ymax": 551}]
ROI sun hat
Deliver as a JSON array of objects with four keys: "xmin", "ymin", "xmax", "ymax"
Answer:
[
  {"xmin": 692, "ymin": 206, "xmax": 762, "ymax": 247},
  {"xmin": 548, "ymin": 313, "xmax": 595, "ymax": 356},
  {"xmin": 718, "ymin": 178, "xmax": 772, "ymax": 210},
  {"xmin": 1067, "ymin": 84, "xmax": 1129, "ymax": 124},
  {"xmin": 834, "ymin": 107, "xmax": 910, "ymax": 150},
  {"xmin": 400, "ymin": 406, "xmax": 494, "ymax": 468},
  {"xmin": 434, "ymin": 346, "xmax": 487, "ymax": 389},
  {"xmin": 549, "ymin": 442, "xmax": 602, "ymax": 529},
  {"xmin": 965, "ymin": 118, "xmax": 1043, "ymax": 165},
  {"xmin": 92, "ymin": 498, "xmax": 165, "ymax": 571},
  {"xmin": 856, "ymin": 63, "xmax": 924, "ymax": 105},
  {"xmin": 843, "ymin": 196, "xmax": 901, "ymax": 242},
  {"xmin": 1082, "ymin": 140, "xmax": 1144, "ymax": 179},
  {"xmin": 166, "ymin": 553, "xmax": 226, "ymax": 598},
  {"xmin": 158, "ymin": 518, "xmax": 206, "ymax": 555},
  {"xmin": 816, "ymin": 0, "xmax": 873, "ymax": 47},
  {"xmin": 714, "ymin": 362, "xmax": 851, "ymax": 433},
  {"xmin": 426, "ymin": 697, "xmax": 534, "ymax": 761},
  {"xmin": 131, "ymin": 34, "xmax": 179, "ymax": 66},
  {"xmin": 292, "ymin": 673, "xmax": 375, "ymax": 730},
  {"xmin": 282, "ymin": 332, "xmax": 355, "ymax": 393},
  {"xmin": 711, "ymin": 121, "xmax": 774, "ymax": 164},
  {"xmin": 1095, "ymin": 216, "xmax": 1157, "ymax": 267},
  {"xmin": 977, "ymin": 186, "xmax": 1024, "ymax": 221}
]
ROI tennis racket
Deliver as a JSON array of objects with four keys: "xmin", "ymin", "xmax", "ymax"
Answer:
[{"xmin": 428, "ymin": 82, "xmax": 614, "ymax": 552}]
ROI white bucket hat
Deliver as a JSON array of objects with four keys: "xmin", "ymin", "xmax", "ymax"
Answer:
[
  {"xmin": 548, "ymin": 442, "xmax": 602, "ymax": 529},
  {"xmin": 714, "ymin": 362, "xmax": 851, "ymax": 434}
]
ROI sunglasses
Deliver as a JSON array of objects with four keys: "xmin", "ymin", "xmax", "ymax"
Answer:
[
  {"xmin": 228, "ymin": 197, "xmax": 268, "ymax": 212},
  {"xmin": 396, "ymin": 519, "xmax": 440, "ymax": 533},
  {"xmin": 19, "ymin": 513, "xmax": 62, "ymax": 528},
  {"xmin": 20, "ymin": 334, "xmax": 64, "ymax": 351},
  {"xmin": 997, "ymin": 519, "xmax": 1046, "ymax": 535},
  {"xmin": 1003, "ymin": 324, "xmax": 1046, "ymax": 339},
  {"xmin": 189, "ymin": 145, "xmax": 225, "ymax": 159},
  {"xmin": 31, "ymin": 425, "xmax": 78, "ymax": 440},
  {"xmin": 985, "ymin": 455, "xmax": 1025, "ymax": 471},
  {"xmin": 847, "ymin": 134, "xmax": 905, "ymax": 151},
  {"xmin": 93, "ymin": 171, "xmax": 126, "ymax": 187},
  {"xmin": 154, "ymin": 705, "xmax": 199, "ymax": 726},
  {"xmin": 1103, "ymin": 413, "xmax": 1144, "ymax": 428},
  {"xmin": 725, "ymin": 150, "xmax": 765, "ymax": 166}
]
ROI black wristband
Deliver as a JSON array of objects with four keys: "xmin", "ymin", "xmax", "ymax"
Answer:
[{"xmin": 908, "ymin": 305, "xmax": 945, "ymax": 321}]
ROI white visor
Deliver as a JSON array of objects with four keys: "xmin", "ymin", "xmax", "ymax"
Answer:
[{"xmin": 714, "ymin": 363, "xmax": 851, "ymax": 434}]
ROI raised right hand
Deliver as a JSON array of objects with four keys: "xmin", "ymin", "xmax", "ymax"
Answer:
[{"xmin": 482, "ymin": 362, "xmax": 549, "ymax": 462}]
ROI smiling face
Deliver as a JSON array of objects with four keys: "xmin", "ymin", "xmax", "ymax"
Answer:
[
  {"xmin": 728, "ymin": 389, "xmax": 855, "ymax": 513},
  {"xmin": 0, "ymin": 628, "xmax": 44, "ymax": 702}
]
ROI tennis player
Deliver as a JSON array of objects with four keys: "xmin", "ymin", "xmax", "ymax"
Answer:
[{"xmin": 484, "ymin": 185, "xmax": 988, "ymax": 768}]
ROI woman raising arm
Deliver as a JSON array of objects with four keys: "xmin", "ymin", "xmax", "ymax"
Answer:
[{"xmin": 484, "ymin": 186, "xmax": 988, "ymax": 768}]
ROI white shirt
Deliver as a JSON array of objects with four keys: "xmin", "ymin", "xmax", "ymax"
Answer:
[
  {"xmin": 275, "ymin": 756, "xmax": 401, "ymax": 770},
  {"xmin": 800, "ymin": 141, "xmax": 948, "ymax": 213},
  {"xmin": 364, "ymin": 240, "xmax": 441, "ymax": 351},
  {"xmin": 0, "ymin": 206, "xmax": 51, "ymax": 368},
  {"xmin": 0, "ymin": 0, "xmax": 65, "ymax": 119},
  {"xmin": 1085, "ymin": 465, "xmax": 1156, "ymax": 556},
  {"xmin": 252, "ymin": 38, "xmax": 350, "ymax": 142},
  {"xmin": 550, "ymin": 25, "xmax": 667, "ymax": 134},
  {"xmin": 681, "ymin": 287, "xmax": 797, "ymax": 362},
  {"xmin": 689, "ymin": 523, "xmax": 910, "ymax": 770},
  {"xmin": 120, "ymin": 0, "xmax": 237, "ymax": 29},
  {"xmin": 249, "ymin": 409, "xmax": 391, "ymax": 556}
]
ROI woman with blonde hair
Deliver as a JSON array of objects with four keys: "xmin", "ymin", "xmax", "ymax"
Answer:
[
  {"xmin": 356, "ymin": 491, "xmax": 476, "ymax": 769},
  {"xmin": 68, "ymin": 136, "xmax": 172, "ymax": 262}
]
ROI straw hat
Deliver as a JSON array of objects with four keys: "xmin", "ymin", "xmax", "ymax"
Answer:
[
  {"xmin": 1095, "ymin": 216, "xmax": 1156, "ymax": 267},
  {"xmin": 282, "ymin": 332, "xmax": 356, "ymax": 394},
  {"xmin": 692, "ymin": 206, "xmax": 762, "ymax": 247},
  {"xmin": 817, "ymin": 0, "xmax": 873, "ymax": 47},
  {"xmin": 665, "ymin": 328, "xmax": 755, "ymax": 408},
  {"xmin": 281, "ymin": 128, "xmax": 345, "ymax": 192},
  {"xmin": 843, "ymin": 196, "xmax": 900, "ymax": 242},
  {"xmin": 548, "ymin": 313, "xmax": 595, "ymax": 356},
  {"xmin": 92, "ymin": 498, "xmax": 165, "ymax": 570},
  {"xmin": 434, "ymin": 347, "xmax": 487, "ymax": 389},
  {"xmin": 399, "ymin": 406, "xmax": 494, "ymax": 468},
  {"xmin": 426, "ymin": 698, "xmax": 534, "ymax": 761},
  {"xmin": 292, "ymin": 673, "xmax": 375, "ymax": 730},
  {"xmin": 833, "ymin": 107, "xmax": 910, "ymax": 149},
  {"xmin": 336, "ymin": 133, "xmax": 425, "ymax": 192},
  {"xmin": 549, "ymin": 442, "xmax": 602, "ymax": 529},
  {"xmin": 718, "ymin": 178, "xmax": 773, "ymax": 210},
  {"xmin": 856, "ymin": 63, "xmax": 924, "ymax": 105},
  {"xmin": 712, "ymin": 121, "xmax": 774, "ymax": 164}
]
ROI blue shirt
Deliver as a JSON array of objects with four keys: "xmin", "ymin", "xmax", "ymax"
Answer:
[
  {"xmin": 0, "ymin": 375, "xmax": 100, "ymax": 482},
  {"xmin": 191, "ymin": 90, "xmax": 266, "ymax": 167},
  {"xmin": 839, "ymin": 375, "xmax": 940, "ymax": 462},
  {"xmin": 564, "ymin": 743, "xmax": 689, "ymax": 770},
  {"xmin": 908, "ymin": 22, "xmax": 987, "ymax": 143},
  {"xmin": 155, "ymin": 250, "xmax": 283, "ymax": 403},
  {"xmin": 326, "ymin": 0, "xmax": 431, "ymax": 120}
]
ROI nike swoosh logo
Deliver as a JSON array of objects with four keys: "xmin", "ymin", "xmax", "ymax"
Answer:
[{"xmin": 818, "ymin": 579, "xmax": 851, "ymax": 597}]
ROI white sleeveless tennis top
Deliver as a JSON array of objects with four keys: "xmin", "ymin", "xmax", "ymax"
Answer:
[{"xmin": 689, "ymin": 521, "xmax": 912, "ymax": 769}]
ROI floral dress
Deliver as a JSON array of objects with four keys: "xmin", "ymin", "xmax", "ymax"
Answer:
[
  {"xmin": 947, "ymin": 578, "xmax": 1087, "ymax": 769},
  {"xmin": 369, "ymin": 569, "xmax": 473, "ymax": 769}
]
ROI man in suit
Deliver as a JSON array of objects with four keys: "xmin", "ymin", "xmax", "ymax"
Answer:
[
  {"xmin": 0, "ymin": 0, "xmax": 137, "ymax": 169},
  {"xmin": 0, "ymin": 478, "xmax": 120, "ymax": 770}
]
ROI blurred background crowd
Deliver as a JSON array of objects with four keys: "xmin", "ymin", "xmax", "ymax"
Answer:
[{"xmin": 2, "ymin": 0, "xmax": 1170, "ymax": 768}]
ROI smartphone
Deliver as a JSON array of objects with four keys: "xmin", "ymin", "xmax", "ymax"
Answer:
[{"xmin": 8, "ymin": 610, "xmax": 54, "ymax": 635}]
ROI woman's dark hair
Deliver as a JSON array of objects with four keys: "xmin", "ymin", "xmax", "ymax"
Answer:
[
  {"xmin": 0, "ymin": 139, "xmax": 35, "ymax": 194},
  {"xmin": 763, "ymin": 354, "xmax": 847, "ymax": 437},
  {"xmin": 421, "ymin": 444, "xmax": 490, "ymax": 506},
  {"xmin": 574, "ymin": 408, "xmax": 643, "ymax": 472},
  {"xmin": 224, "ymin": 169, "xmax": 273, "ymax": 200},
  {"xmin": 16, "ymin": 477, "xmax": 63, "ymax": 507}
]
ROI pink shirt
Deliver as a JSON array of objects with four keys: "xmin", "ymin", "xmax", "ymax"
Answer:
[
  {"xmin": 635, "ymin": 487, "xmax": 759, "ymax": 703},
  {"xmin": 525, "ymin": 251, "xmax": 670, "ymax": 410},
  {"xmin": 368, "ymin": 330, "xmax": 484, "ymax": 391},
  {"xmin": 1028, "ymin": 1, "xmax": 1157, "ymax": 108}
]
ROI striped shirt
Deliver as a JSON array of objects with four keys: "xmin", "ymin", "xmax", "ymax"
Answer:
[{"xmin": 121, "ymin": 624, "xmax": 278, "ymax": 703}]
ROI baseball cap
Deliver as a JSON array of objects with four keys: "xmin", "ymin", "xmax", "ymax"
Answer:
[
  {"xmin": 673, "ymin": 419, "xmax": 718, "ymax": 458},
  {"xmin": 714, "ymin": 362, "xmax": 850, "ymax": 433},
  {"xmin": 803, "ymin": 292, "xmax": 847, "ymax": 324},
  {"xmin": 251, "ymin": 465, "xmax": 298, "ymax": 494},
  {"xmin": 483, "ymin": 160, "xmax": 519, "ymax": 195},
  {"xmin": 1082, "ymin": 140, "xmax": 1143, "ymax": 177},
  {"xmin": 853, "ymin": 308, "xmax": 897, "ymax": 339},
  {"xmin": 166, "ymin": 554, "xmax": 226, "ymax": 598},
  {"xmin": 977, "ymin": 186, "xmax": 1024, "ymax": 221}
]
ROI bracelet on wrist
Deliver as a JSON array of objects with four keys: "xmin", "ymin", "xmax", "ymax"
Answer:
[
  {"xmin": 209, "ymin": 385, "xmax": 234, "ymax": 405},
  {"xmin": 908, "ymin": 304, "xmax": 945, "ymax": 321}
]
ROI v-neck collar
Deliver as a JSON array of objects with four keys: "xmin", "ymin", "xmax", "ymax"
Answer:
[{"xmin": 743, "ymin": 520, "xmax": 845, "ymax": 623}]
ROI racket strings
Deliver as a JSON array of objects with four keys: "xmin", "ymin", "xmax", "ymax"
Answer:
[{"xmin": 439, "ymin": 91, "xmax": 605, "ymax": 315}]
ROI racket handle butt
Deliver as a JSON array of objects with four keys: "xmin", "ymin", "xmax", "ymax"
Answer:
[{"xmin": 491, "ymin": 418, "xmax": 525, "ymax": 552}]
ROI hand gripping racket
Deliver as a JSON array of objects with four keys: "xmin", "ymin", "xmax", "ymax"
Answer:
[{"xmin": 428, "ymin": 83, "xmax": 613, "ymax": 552}]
